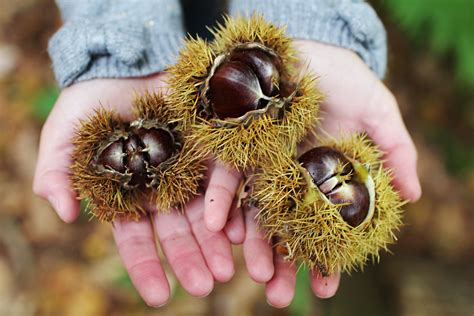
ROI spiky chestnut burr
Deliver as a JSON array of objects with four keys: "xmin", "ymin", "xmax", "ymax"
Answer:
[
  {"xmin": 252, "ymin": 134, "xmax": 404, "ymax": 275},
  {"xmin": 71, "ymin": 93, "xmax": 206, "ymax": 222},
  {"xmin": 168, "ymin": 15, "xmax": 321, "ymax": 169}
]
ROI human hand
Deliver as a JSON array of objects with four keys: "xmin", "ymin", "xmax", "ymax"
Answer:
[
  {"xmin": 203, "ymin": 40, "xmax": 421, "ymax": 307},
  {"xmin": 33, "ymin": 75, "xmax": 240, "ymax": 306}
]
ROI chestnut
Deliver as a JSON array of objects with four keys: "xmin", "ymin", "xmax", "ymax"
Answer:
[
  {"xmin": 138, "ymin": 128, "xmax": 175, "ymax": 166},
  {"xmin": 298, "ymin": 147, "xmax": 371, "ymax": 227},
  {"xmin": 229, "ymin": 49, "xmax": 279, "ymax": 96},
  {"xmin": 328, "ymin": 181, "xmax": 370, "ymax": 228},
  {"xmin": 95, "ymin": 128, "xmax": 176, "ymax": 188},
  {"xmin": 97, "ymin": 139, "xmax": 125, "ymax": 173},
  {"xmin": 207, "ymin": 48, "xmax": 281, "ymax": 119},
  {"xmin": 208, "ymin": 61, "xmax": 263, "ymax": 119},
  {"xmin": 298, "ymin": 147, "xmax": 352, "ymax": 188}
]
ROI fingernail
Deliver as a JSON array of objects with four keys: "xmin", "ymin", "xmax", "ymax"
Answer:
[{"xmin": 146, "ymin": 301, "xmax": 168, "ymax": 308}]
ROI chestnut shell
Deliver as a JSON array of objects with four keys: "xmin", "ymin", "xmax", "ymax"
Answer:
[
  {"xmin": 229, "ymin": 49, "xmax": 279, "ymax": 96},
  {"xmin": 299, "ymin": 147, "xmax": 352, "ymax": 186},
  {"xmin": 329, "ymin": 182, "xmax": 370, "ymax": 228},
  {"xmin": 208, "ymin": 61, "xmax": 263, "ymax": 119},
  {"xmin": 95, "ymin": 127, "xmax": 176, "ymax": 188},
  {"xmin": 97, "ymin": 140, "xmax": 125, "ymax": 172},
  {"xmin": 207, "ymin": 48, "xmax": 281, "ymax": 120},
  {"xmin": 298, "ymin": 146, "xmax": 370, "ymax": 227}
]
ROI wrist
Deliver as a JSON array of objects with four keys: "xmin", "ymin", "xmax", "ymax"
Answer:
[
  {"xmin": 229, "ymin": 0, "xmax": 387, "ymax": 78},
  {"xmin": 293, "ymin": 40, "xmax": 375, "ymax": 79},
  {"xmin": 49, "ymin": 0, "xmax": 184, "ymax": 88}
]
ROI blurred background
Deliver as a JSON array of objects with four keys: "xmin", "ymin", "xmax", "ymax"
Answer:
[{"xmin": 0, "ymin": 0, "xmax": 473, "ymax": 315}]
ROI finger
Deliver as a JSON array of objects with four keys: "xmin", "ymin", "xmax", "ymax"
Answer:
[
  {"xmin": 224, "ymin": 202, "xmax": 245, "ymax": 244},
  {"xmin": 154, "ymin": 210, "xmax": 214, "ymax": 297},
  {"xmin": 204, "ymin": 161, "xmax": 242, "ymax": 232},
  {"xmin": 265, "ymin": 253, "xmax": 296, "ymax": 308},
  {"xmin": 185, "ymin": 196, "xmax": 235, "ymax": 282},
  {"xmin": 310, "ymin": 270, "xmax": 340, "ymax": 299},
  {"xmin": 242, "ymin": 207, "xmax": 274, "ymax": 283},
  {"xmin": 112, "ymin": 216, "xmax": 170, "ymax": 307},
  {"xmin": 363, "ymin": 85, "xmax": 422, "ymax": 201},
  {"xmin": 33, "ymin": 114, "xmax": 80, "ymax": 223}
]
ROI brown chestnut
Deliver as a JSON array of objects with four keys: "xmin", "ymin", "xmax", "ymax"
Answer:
[
  {"xmin": 229, "ymin": 49, "xmax": 279, "ymax": 96},
  {"xmin": 299, "ymin": 147, "xmax": 352, "ymax": 187},
  {"xmin": 97, "ymin": 139, "xmax": 125, "ymax": 173},
  {"xmin": 123, "ymin": 135, "xmax": 146, "ymax": 186},
  {"xmin": 207, "ymin": 48, "xmax": 280, "ymax": 119},
  {"xmin": 138, "ymin": 128, "xmax": 175, "ymax": 166},
  {"xmin": 95, "ymin": 127, "xmax": 176, "ymax": 188},
  {"xmin": 208, "ymin": 61, "xmax": 263, "ymax": 119},
  {"xmin": 298, "ymin": 147, "xmax": 370, "ymax": 227},
  {"xmin": 328, "ymin": 181, "xmax": 370, "ymax": 228}
]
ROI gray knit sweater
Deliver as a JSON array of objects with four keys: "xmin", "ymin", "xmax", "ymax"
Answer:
[{"xmin": 49, "ymin": 0, "xmax": 386, "ymax": 88}]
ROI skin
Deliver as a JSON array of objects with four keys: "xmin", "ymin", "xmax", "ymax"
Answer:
[
  {"xmin": 203, "ymin": 40, "xmax": 421, "ymax": 306},
  {"xmin": 33, "ymin": 75, "xmax": 239, "ymax": 306},
  {"xmin": 33, "ymin": 40, "xmax": 421, "ymax": 308}
]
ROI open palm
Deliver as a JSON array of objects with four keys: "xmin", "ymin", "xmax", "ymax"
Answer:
[
  {"xmin": 33, "ymin": 75, "xmax": 242, "ymax": 306},
  {"xmin": 34, "ymin": 40, "xmax": 421, "ymax": 308},
  {"xmin": 203, "ymin": 40, "xmax": 422, "ymax": 307}
]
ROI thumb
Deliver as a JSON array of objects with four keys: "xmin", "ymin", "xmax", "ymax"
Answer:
[
  {"xmin": 33, "ymin": 107, "xmax": 80, "ymax": 223},
  {"xmin": 363, "ymin": 83, "xmax": 422, "ymax": 202}
]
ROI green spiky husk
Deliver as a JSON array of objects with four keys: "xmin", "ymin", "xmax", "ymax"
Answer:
[
  {"xmin": 148, "ymin": 138, "xmax": 207, "ymax": 212},
  {"xmin": 253, "ymin": 134, "xmax": 405, "ymax": 275},
  {"xmin": 71, "ymin": 93, "xmax": 206, "ymax": 222},
  {"xmin": 133, "ymin": 91, "xmax": 176, "ymax": 123},
  {"xmin": 133, "ymin": 93, "xmax": 207, "ymax": 212},
  {"xmin": 71, "ymin": 109, "xmax": 144, "ymax": 222},
  {"xmin": 167, "ymin": 37, "xmax": 215, "ymax": 129},
  {"xmin": 210, "ymin": 14, "xmax": 296, "ymax": 71},
  {"xmin": 188, "ymin": 74, "xmax": 321, "ymax": 169},
  {"xmin": 167, "ymin": 14, "xmax": 298, "ymax": 129},
  {"xmin": 167, "ymin": 14, "xmax": 321, "ymax": 170}
]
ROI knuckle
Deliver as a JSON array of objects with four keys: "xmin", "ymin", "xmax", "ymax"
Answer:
[
  {"xmin": 208, "ymin": 183, "xmax": 236, "ymax": 200},
  {"xmin": 128, "ymin": 258, "xmax": 160, "ymax": 274}
]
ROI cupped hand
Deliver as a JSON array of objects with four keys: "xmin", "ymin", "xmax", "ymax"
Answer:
[
  {"xmin": 33, "ymin": 75, "xmax": 242, "ymax": 306},
  {"xmin": 295, "ymin": 40, "xmax": 421, "ymax": 201},
  {"xmin": 203, "ymin": 40, "xmax": 422, "ymax": 307}
]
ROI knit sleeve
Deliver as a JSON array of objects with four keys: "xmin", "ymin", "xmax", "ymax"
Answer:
[
  {"xmin": 228, "ymin": 0, "xmax": 387, "ymax": 78},
  {"xmin": 48, "ymin": 0, "xmax": 185, "ymax": 87}
]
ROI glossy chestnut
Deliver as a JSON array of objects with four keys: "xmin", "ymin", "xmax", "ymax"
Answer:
[
  {"xmin": 298, "ymin": 147, "xmax": 371, "ymax": 227},
  {"xmin": 207, "ymin": 48, "xmax": 281, "ymax": 119},
  {"xmin": 95, "ymin": 128, "xmax": 176, "ymax": 188}
]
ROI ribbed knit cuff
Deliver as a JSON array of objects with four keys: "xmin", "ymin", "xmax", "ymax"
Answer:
[
  {"xmin": 229, "ymin": 0, "xmax": 387, "ymax": 78},
  {"xmin": 48, "ymin": 0, "xmax": 185, "ymax": 87}
]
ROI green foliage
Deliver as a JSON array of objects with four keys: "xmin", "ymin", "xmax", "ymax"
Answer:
[
  {"xmin": 289, "ymin": 266, "xmax": 313, "ymax": 316},
  {"xmin": 426, "ymin": 125, "xmax": 474, "ymax": 176},
  {"xmin": 33, "ymin": 85, "xmax": 58, "ymax": 121},
  {"xmin": 114, "ymin": 268, "xmax": 134, "ymax": 288},
  {"xmin": 385, "ymin": 0, "xmax": 474, "ymax": 86},
  {"xmin": 78, "ymin": 200, "xmax": 93, "ymax": 222}
]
